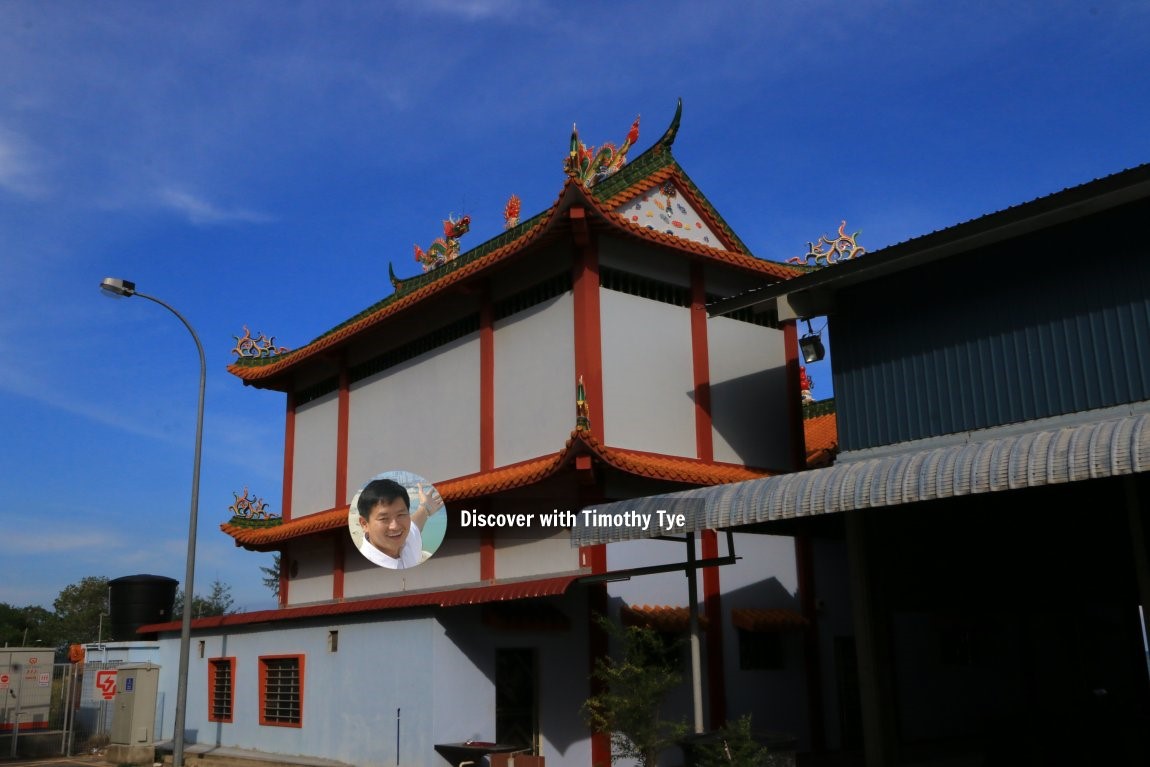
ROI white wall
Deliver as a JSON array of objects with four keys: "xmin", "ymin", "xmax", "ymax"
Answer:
[
  {"xmin": 600, "ymin": 291, "xmax": 696, "ymax": 457},
  {"xmin": 285, "ymin": 541, "xmax": 335, "ymax": 605},
  {"xmin": 347, "ymin": 334, "xmax": 481, "ymax": 489},
  {"xmin": 493, "ymin": 293, "xmax": 575, "ymax": 466},
  {"xmin": 291, "ymin": 391, "xmax": 339, "ymax": 516},
  {"xmin": 156, "ymin": 597, "xmax": 595, "ymax": 767},
  {"xmin": 707, "ymin": 316, "xmax": 790, "ymax": 469}
]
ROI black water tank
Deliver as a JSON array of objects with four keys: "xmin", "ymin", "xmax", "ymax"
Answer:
[{"xmin": 109, "ymin": 574, "xmax": 178, "ymax": 640}]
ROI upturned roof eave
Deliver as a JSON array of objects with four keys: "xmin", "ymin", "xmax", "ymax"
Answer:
[
  {"xmin": 221, "ymin": 429, "xmax": 779, "ymax": 551},
  {"xmin": 229, "ymin": 176, "xmax": 797, "ymax": 390}
]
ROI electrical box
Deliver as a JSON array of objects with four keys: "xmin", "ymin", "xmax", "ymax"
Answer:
[
  {"xmin": 0, "ymin": 648, "xmax": 53, "ymax": 734},
  {"xmin": 110, "ymin": 663, "xmax": 160, "ymax": 745}
]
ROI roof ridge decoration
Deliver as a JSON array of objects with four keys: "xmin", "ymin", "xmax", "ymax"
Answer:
[
  {"xmin": 576, "ymin": 375, "xmax": 591, "ymax": 432},
  {"xmin": 566, "ymin": 114, "xmax": 641, "ymax": 189},
  {"xmin": 227, "ymin": 486, "xmax": 281, "ymax": 528},
  {"xmin": 414, "ymin": 213, "xmax": 472, "ymax": 273},
  {"xmin": 231, "ymin": 325, "xmax": 289, "ymax": 359},
  {"xmin": 788, "ymin": 220, "xmax": 866, "ymax": 267},
  {"xmin": 503, "ymin": 194, "xmax": 521, "ymax": 229}
]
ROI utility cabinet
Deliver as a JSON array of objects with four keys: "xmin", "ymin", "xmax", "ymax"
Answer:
[{"xmin": 110, "ymin": 663, "xmax": 160, "ymax": 745}]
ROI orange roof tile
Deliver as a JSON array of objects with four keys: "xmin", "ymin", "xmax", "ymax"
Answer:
[
  {"xmin": 221, "ymin": 429, "xmax": 778, "ymax": 550},
  {"xmin": 621, "ymin": 604, "xmax": 710, "ymax": 632},
  {"xmin": 804, "ymin": 410, "xmax": 838, "ymax": 468},
  {"xmin": 230, "ymin": 152, "xmax": 799, "ymax": 387}
]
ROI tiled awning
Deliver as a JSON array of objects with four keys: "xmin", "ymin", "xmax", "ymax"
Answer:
[
  {"xmin": 572, "ymin": 409, "xmax": 1150, "ymax": 544},
  {"xmin": 621, "ymin": 604, "xmax": 709, "ymax": 632},
  {"xmin": 137, "ymin": 574, "xmax": 582, "ymax": 633}
]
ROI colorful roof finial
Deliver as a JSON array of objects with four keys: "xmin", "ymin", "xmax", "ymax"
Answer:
[
  {"xmin": 415, "ymin": 213, "xmax": 472, "ymax": 272},
  {"xmin": 576, "ymin": 374, "xmax": 591, "ymax": 431},
  {"xmin": 504, "ymin": 194, "xmax": 521, "ymax": 229},
  {"xmin": 565, "ymin": 115, "xmax": 640, "ymax": 188},
  {"xmin": 229, "ymin": 486, "xmax": 280, "ymax": 523},
  {"xmin": 799, "ymin": 366, "xmax": 814, "ymax": 404},
  {"xmin": 788, "ymin": 220, "xmax": 866, "ymax": 267},
  {"xmin": 232, "ymin": 326, "xmax": 289, "ymax": 358}
]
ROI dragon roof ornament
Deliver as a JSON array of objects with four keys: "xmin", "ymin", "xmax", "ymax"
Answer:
[
  {"xmin": 414, "ymin": 213, "xmax": 471, "ymax": 273},
  {"xmin": 566, "ymin": 115, "xmax": 640, "ymax": 188}
]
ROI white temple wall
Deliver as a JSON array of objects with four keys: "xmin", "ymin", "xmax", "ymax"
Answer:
[
  {"xmin": 707, "ymin": 316, "xmax": 791, "ymax": 468},
  {"xmin": 290, "ymin": 390, "xmax": 339, "ymax": 517},
  {"xmin": 600, "ymin": 238, "xmax": 690, "ymax": 286},
  {"xmin": 347, "ymin": 333, "xmax": 481, "ymax": 489},
  {"xmin": 600, "ymin": 290, "xmax": 696, "ymax": 457},
  {"xmin": 283, "ymin": 542, "xmax": 334, "ymax": 605},
  {"xmin": 493, "ymin": 293, "xmax": 575, "ymax": 466}
]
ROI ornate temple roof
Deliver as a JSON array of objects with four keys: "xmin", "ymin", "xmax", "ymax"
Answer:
[
  {"xmin": 221, "ymin": 428, "xmax": 777, "ymax": 551},
  {"xmin": 228, "ymin": 102, "xmax": 801, "ymax": 389},
  {"xmin": 803, "ymin": 400, "xmax": 838, "ymax": 468}
]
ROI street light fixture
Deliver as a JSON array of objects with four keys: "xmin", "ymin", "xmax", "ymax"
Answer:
[{"xmin": 100, "ymin": 276, "xmax": 204, "ymax": 767}]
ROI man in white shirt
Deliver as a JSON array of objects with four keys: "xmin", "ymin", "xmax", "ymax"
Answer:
[{"xmin": 356, "ymin": 478, "xmax": 442, "ymax": 569}]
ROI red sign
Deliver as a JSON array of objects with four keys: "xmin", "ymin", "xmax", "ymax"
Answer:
[
  {"xmin": 0, "ymin": 673, "xmax": 9, "ymax": 687},
  {"xmin": 96, "ymin": 670, "xmax": 117, "ymax": 700}
]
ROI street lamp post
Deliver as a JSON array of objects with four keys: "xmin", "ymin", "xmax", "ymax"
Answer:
[{"xmin": 100, "ymin": 277, "xmax": 204, "ymax": 767}]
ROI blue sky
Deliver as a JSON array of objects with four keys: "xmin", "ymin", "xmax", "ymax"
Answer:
[{"xmin": 2, "ymin": 1, "xmax": 1147, "ymax": 615}]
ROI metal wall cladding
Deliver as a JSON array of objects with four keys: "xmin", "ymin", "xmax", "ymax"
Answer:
[{"xmin": 831, "ymin": 200, "xmax": 1150, "ymax": 452}]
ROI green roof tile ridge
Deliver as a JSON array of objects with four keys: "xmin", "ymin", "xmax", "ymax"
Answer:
[{"xmin": 231, "ymin": 208, "xmax": 553, "ymax": 369}]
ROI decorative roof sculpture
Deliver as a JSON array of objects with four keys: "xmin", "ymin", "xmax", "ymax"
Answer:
[
  {"xmin": 232, "ymin": 326, "xmax": 289, "ymax": 358},
  {"xmin": 788, "ymin": 220, "xmax": 866, "ymax": 267},
  {"xmin": 414, "ymin": 213, "xmax": 472, "ymax": 273},
  {"xmin": 566, "ymin": 116, "xmax": 640, "ymax": 188},
  {"xmin": 229, "ymin": 100, "xmax": 801, "ymax": 386},
  {"xmin": 503, "ymin": 195, "xmax": 521, "ymax": 229}
]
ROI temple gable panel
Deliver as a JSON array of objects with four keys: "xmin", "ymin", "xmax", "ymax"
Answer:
[
  {"xmin": 708, "ymin": 315, "xmax": 791, "ymax": 468},
  {"xmin": 600, "ymin": 290, "xmax": 696, "ymax": 457},
  {"xmin": 493, "ymin": 292, "xmax": 575, "ymax": 467},
  {"xmin": 291, "ymin": 390, "xmax": 339, "ymax": 517},
  {"xmin": 347, "ymin": 333, "xmax": 481, "ymax": 493},
  {"xmin": 615, "ymin": 182, "xmax": 722, "ymax": 247}
]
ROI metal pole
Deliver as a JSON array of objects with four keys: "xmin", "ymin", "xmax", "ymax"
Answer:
[
  {"xmin": 133, "ymin": 291, "xmax": 205, "ymax": 767},
  {"xmin": 686, "ymin": 533, "xmax": 704, "ymax": 733}
]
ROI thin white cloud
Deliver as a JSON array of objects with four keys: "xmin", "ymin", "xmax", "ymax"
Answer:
[
  {"xmin": 0, "ymin": 127, "xmax": 47, "ymax": 198},
  {"xmin": 158, "ymin": 188, "xmax": 273, "ymax": 226}
]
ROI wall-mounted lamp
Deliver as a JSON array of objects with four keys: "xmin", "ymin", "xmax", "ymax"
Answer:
[{"xmin": 799, "ymin": 320, "xmax": 825, "ymax": 363}]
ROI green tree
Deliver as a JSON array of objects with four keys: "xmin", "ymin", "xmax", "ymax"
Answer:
[
  {"xmin": 260, "ymin": 553, "xmax": 281, "ymax": 598},
  {"xmin": 53, "ymin": 576, "xmax": 109, "ymax": 645},
  {"xmin": 689, "ymin": 715, "xmax": 772, "ymax": 767},
  {"xmin": 582, "ymin": 616, "xmax": 686, "ymax": 767},
  {"xmin": 173, "ymin": 578, "xmax": 236, "ymax": 618},
  {"xmin": 0, "ymin": 603, "xmax": 56, "ymax": 646}
]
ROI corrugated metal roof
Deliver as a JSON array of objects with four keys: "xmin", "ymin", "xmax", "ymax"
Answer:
[{"xmin": 571, "ymin": 411, "xmax": 1150, "ymax": 544}]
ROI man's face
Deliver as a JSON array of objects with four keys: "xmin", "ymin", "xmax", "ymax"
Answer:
[{"xmin": 359, "ymin": 496, "xmax": 411, "ymax": 558}]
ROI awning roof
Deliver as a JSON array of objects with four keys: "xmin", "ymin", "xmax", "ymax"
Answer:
[
  {"xmin": 571, "ymin": 410, "xmax": 1150, "ymax": 544},
  {"xmin": 137, "ymin": 574, "xmax": 581, "ymax": 633}
]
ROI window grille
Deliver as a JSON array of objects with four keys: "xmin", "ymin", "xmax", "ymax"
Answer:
[
  {"xmin": 208, "ymin": 658, "xmax": 235, "ymax": 723},
  {"xmin": 259, "ymin": 655, "xmax": 304, "ymax": 726}
]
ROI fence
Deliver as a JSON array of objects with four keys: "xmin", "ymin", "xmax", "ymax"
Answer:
[{"xmin": 0, "ymin": 659, "xmax": 135, "ymax": 758}]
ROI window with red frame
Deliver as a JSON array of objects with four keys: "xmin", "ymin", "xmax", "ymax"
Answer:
[
  {"xmin": 207, "ymin": 657, "xmax": 235, "ymax": 723},
  {"xmin": 258, "ymin": 655, "xmax": 304, "ymax": 726}
]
